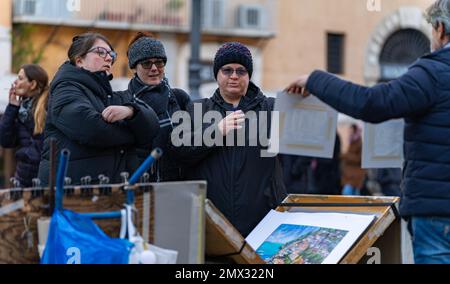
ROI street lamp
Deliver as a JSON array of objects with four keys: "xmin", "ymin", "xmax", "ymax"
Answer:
[{"xmin": 189, "ymin": 0, "xmax": 202, "ymax": 100}]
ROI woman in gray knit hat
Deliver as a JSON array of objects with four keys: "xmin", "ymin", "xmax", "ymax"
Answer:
[{"xmin": 118, "ymin": 32, "xmax": 191, "ymax": 182}]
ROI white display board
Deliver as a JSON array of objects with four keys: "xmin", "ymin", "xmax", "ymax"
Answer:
[
  {"xmin": 268, "ymin": 92, "xmax": 338, "ymax": 158},
  {"xmin": 362, "ymin": 120, "xmax": 404, "ymax": 168}
]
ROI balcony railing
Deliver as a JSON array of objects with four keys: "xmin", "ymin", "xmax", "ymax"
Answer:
[{"xmin": 13, "ymin": 0, "xmax": 276, "ymax": 38}]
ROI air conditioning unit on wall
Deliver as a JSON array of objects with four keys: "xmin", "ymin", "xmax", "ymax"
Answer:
[
  {"xmin": 203, "ymin": 0, "xmax": 225, "ymax": 29},
  {"xmin": 14, "ymin": 0, "xmax": 37, "ymax": 16},
  {"xmin": 238, "ymin": 4, "xmax": 264, "ymax": 29}
]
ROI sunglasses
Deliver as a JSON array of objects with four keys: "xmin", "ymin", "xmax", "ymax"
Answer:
[
  {"xmin": 87, "ymin": 46, "xmax": 117, "ymax": 63},
  {"xmin": 220, "ymin": 67, "xmax": 248, "ymax": 77},
  {"xmin": 139, "ymin": 59, "xmax": 166, "ymax": 69}
]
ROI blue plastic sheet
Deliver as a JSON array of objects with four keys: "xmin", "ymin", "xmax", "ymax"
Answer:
[{"xmin": 41, "ymin": 209, "xmax": 133, "ymax": 264}]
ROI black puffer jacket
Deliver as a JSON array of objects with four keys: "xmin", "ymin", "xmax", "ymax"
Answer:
[
  {"xmin": 175, "ymin": 82, "xmax": 287, "ymax": 237},
  {"xmin": 37, "ymin": 62, "xmax": 159, "ymax": 185},
  {"xmin": 116, "ymin": 76, "xmax": 191, "ymax": 182},
  {"xmin": 0, "ymin": 100, "xmax": 43, "ymax": 187}
]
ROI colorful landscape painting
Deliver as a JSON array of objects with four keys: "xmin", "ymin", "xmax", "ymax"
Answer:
[{"xmin": 256, "ymin": 224, "xmax": 348, "ymax": 264}]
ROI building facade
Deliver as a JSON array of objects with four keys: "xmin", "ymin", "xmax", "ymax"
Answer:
[
  {"xmin": 11, "ymin": 0, "xmax": 276, "ymax": 94},
  {"xmin": 0, "ymin": 0, "xmax": 438, "ymax": 185},
  {"xmin": 9, "ymin": 0, "xmax": 436, "ymax": 94}
]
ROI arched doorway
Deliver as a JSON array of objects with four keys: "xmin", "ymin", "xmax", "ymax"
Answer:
[
  {"xmin": 364, "ymin": 6, "xmax": 431, "ymax": 85},
  {"xmin": 379, "ymin": 29, "xmax": 430, "ymax": 82}
]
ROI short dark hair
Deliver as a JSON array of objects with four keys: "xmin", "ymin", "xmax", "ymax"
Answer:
[{"xmin": 68, "ymin": 32, "xmax": 114, "ymax": 65}]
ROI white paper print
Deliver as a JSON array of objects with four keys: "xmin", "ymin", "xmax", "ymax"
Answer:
[{"xmin": 269, "ymin": 92, "xmax": 338, "ymax": 158}]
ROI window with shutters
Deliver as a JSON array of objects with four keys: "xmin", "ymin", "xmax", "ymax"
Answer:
[{"xmin": 327, "ymin": 33, "xmax": 345, "ymax": 74}]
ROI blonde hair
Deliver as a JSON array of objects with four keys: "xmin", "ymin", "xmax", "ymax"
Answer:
[
  {"xmin": 33, "ymin": 87, "xmax": 49, "ymax": 135},
  {"xmin": 21, "ymin": 64, "xmax": 49, "ymax": 135}
]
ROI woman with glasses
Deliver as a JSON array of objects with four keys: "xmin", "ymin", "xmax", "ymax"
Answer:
[
  {"xmin": 37, "ymin": 32, "xmax": 159, "ymax": 185},
  {"xmin": 0, "ymin": 64, "xmax": 49, "ymax": 187},
  {"xmin": 117, "ymin": 32, "xmax": 190, "ymax": 182},
  {"xmin": 175, "ymin": 42, "xmax": 286, "ymax": 237}
]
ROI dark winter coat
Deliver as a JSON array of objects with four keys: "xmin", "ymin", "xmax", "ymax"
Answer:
[
  {"xmin": 37, "ymin": 62, "xmax": 159, "ymax": 185},
  {"xmin": 116, "ymin": 76, "xmax": 190, "ymax": 182},
  {"xmin": 175, "ymin": 82, "xmax": 287, "ymax": 237},
  {"xmin": 0, "ymin": 100, "xmax": 43, "ymax": 187},
  {"xmin": 305, "ymin": 47, "xmax": 450, "ymax": 217}
]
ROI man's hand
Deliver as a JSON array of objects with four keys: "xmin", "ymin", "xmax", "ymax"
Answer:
[
  {"xmin": 218, "ymin": 110, "xmax": 246, "ymax": 136},
  {"xmin": 102, "ymin": 106, "xmax": 134, "ymax": 123},
  {"xmin": 284, "ymin": 74, "xmax": 311, "ymax": 97},
  {"xmin": 9, "ymin": 84, "xmax": 20, "ymax": 106}
]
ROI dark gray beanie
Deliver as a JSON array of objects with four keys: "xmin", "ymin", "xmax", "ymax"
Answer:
[{"xmin": 128, "ymin": 37, "xmax": 167, "ymax": 69}]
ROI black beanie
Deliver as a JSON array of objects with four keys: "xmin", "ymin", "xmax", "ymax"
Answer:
[{"xmin": 213, "ymin": 42, "xmax": 253, "ymax": 79}]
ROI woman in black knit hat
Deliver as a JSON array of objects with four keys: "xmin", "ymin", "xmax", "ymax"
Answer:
[
  {"xmin": 118, "ymin": 32, "xmax": 191, "ymax": 182},
  {"xmin": 175, "ymin": 42, "xmax": 287, "ymax": 237}
]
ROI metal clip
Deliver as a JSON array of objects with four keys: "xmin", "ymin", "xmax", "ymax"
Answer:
[
  {"xmin": 98, "ymin": 175, "xmax": 111, "ymax": 195},
  {"xmin": 120, "ymin": 172, "xmax": 129, "ymax": 183},
  {"xmin": 31, "ymin": 178, "xmax": 42, "ymax": 198},
  {"xmin": 80, "ymin": 176, "xmax": 92, "ymax": 196},
  {"xmin": 64, "ymin": 177, "xmax": 72, "ymax": 185},
  {"xmin": 32, "ymin": 178, "xmax": 41, "ymax": 187},
  {"xmin": 10, "ymin": 177, "xmax": 21, "ymax": 187},
  {"xmin": 9, "ymin": 177, "xmax": 22, "ymax": 200},
  {"xmin": 140, "ymin": 172, "xmax": 150, "ymax": 183},
  {"xmin": 140, "ymin": 172, "xmax": 151, "ymax": 192},
  {"xmin": 64, "ymin": 177, "xmax": 73, "ymax": 195}
]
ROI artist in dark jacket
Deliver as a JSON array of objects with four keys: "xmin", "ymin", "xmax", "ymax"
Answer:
[
  {"xmin": 175, "ymin": 42, "xmax": 286, "ymax": 237},
  {"xmin": 38, "ymin": 32, "xmax": 159, "ymax": 185},
  {"xmin": 116, "ymin": 32, "xmax": 191, "ymax": 182},
  {"xmin": 0, "ymin": 64, "xmax": 49, "ymax": 187},
  {"xmin": 284, "ymin": 0, "xmax": 450, "ymax": 264}
]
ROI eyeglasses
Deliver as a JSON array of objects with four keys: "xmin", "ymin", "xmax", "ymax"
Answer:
[
  {"xmin": 220, "ymin": 67, "xmax": 248, "ymax": 77},
  {"xmin": 139, "ymin": 59, "xmax": 166, "ymax": 69},
  {"xmin": 87, "ymin": 46, "xmax": 117, "ymax": 63}
]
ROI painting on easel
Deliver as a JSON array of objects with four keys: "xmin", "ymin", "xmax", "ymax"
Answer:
[{"xmin": 246, "ymin": 210, "xmax": 375, "ymax": 264}]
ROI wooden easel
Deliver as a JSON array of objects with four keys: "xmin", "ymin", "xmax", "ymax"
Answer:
[{"xmin": 205, "ymin": 194, "xmax": 401, "ymax": 264}]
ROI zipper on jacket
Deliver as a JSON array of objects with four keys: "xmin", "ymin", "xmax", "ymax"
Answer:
[{"xmin": 230, "ymin": 136, "xmax": 237, "ymax": 225}]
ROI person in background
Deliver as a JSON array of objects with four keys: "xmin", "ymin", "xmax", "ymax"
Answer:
[
  {"xmin": 340, "ymin": 124, "xmax": 366, "ymax": 196},
  {"xmin": 365, "ymin": 168, "xmax": 402, "ymax": 197},
  {"xmin": 0, "ymin": 64, "xmax": 49, "ymax": 187},
  {"xmin": 119, "ymin": 32, "xmax": 190, "ymax": 182},
  {"xmin": 38, "ymin": 32, "xmax": 159, "ymax": 185}
]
